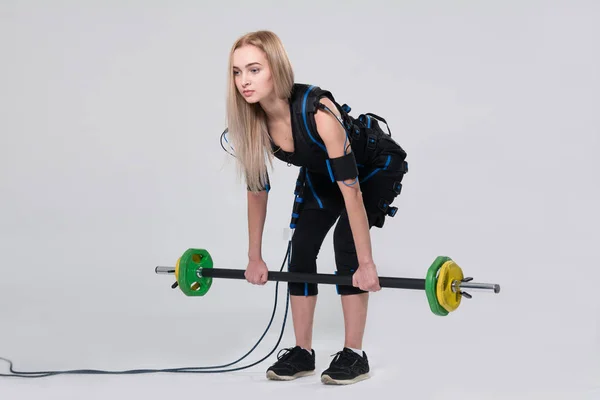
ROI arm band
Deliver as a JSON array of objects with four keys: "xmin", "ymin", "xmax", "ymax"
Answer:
[
  {"xmin": 247, "ymin": 173, "xmax": 271, "ymax": 193},
  {"xmin": 325, "ymin": 152, "xmax": 359, "ymax": 182}
]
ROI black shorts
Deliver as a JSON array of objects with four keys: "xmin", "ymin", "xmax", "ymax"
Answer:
[{"xmin": 288, "ymin": 149, "xmax": 407, "ymax": 296}]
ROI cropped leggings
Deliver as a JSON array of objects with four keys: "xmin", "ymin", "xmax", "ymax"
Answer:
[{"xmin": 288, "ymin": 151, "xmax": 407, "ymax": 296}]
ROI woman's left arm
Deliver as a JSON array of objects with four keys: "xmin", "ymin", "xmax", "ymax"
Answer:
[{"xmin": 314, "ymin": 97, "xmax": 381, "ymax": 292}]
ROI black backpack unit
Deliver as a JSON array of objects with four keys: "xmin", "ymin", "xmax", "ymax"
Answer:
[
  {"xmin": 287, "ymin": 84, "xmax": 409, "ymax": 229},
  {"xmin": 283, "ymin": 83, "xmax": 408, "ymax": 177}
]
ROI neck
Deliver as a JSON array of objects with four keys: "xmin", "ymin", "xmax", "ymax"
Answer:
[{"xmin": 260, "ymin": 94, "xmax": 290, "ymax": 123}]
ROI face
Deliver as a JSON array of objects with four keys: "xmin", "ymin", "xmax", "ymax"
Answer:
[{"xmin": 232, "ymin": 45, "xmax": 274, "ymax": 104}]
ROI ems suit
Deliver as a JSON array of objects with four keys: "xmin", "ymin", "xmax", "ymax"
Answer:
[{"xmin": 231, "ymin": 83, "xmax": 408, "ymax": 297}]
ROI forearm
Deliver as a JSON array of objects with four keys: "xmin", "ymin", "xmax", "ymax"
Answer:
[
  {"xmin": 343, "ymin": 192, "xmax": 374, "ymax": 265},
  {"xmin": 247, "ymin": 190, "xmax": 268, "ymax": 261}
]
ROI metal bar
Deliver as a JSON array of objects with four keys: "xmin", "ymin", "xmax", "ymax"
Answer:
[
  {"xmin": 199, "ymin": 268, "xmax": 426, "ymax": 291},
  {"xmin": 155, "ymin": 266, "xmax": 501, "ymax": 294},
  {"xmin": 453, "ymin": 281, "xmax": 501, "ymax": 294}
]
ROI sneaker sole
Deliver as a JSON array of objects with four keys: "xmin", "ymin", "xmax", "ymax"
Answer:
[
  {"xmin": 321, "ymin": 373, "xmax": 370, "ymax": 385},
  {"xmin": 266, "ymin": 370, "xmax": 315, "ymax": 381}
]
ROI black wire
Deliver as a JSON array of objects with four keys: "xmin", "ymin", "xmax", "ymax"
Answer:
[
  {"xmin": 220, "ymin": 128, "xmax": 236, "ymax": 157},
  {"xmin": 0, "ymin": 240, "xmax": 293, "ymax": 378}
]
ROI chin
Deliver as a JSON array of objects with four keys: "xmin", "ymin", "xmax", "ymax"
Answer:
[{"xmin": 243, "ymin": 95, "xmax": 261, "ymax": 104}]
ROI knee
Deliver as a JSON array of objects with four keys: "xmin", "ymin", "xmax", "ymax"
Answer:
[{"xmin": 289, "ymin": 282, "xmax": 318, "ymax": 296}]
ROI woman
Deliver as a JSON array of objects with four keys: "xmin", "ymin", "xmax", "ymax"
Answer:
[{"xmin": 225, "ymin": 30, "xmax": 408, "ymax": 385}]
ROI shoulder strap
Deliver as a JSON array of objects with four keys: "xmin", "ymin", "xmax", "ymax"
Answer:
[
  {"xmin": 291, "ymin": 84, "xmax": 357, "ymax": 154},
  {"xmin": 291, "ymin": 84, "xmax": 328, "ymax": 153},
  {"xmin": 364, "ymin": 112, "xmax": 392, "ymax": 136}
]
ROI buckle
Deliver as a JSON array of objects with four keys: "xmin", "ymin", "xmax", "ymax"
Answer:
[
  {"xmin": 378, "ymin": 199, "xmax": 398, "ymax": 217},
  {"xmin": 294, "ymin": 178, "xmax": 305, "ymax": 195},
  {"xmin": 378, "ymin": 198, "xmax": 389, "ymax": 213},
  {"xmin": 367, "ymin": 134, "xmax": 377, "ymax": 150},
  {"xmin": 393, "ymin": 181, "xmax": 403, "ymax": 194}
]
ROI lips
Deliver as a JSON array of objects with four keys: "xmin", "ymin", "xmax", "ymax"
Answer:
[{"xmin": 243, "ymin": 90, "xmax": 254, "ymax": 97}]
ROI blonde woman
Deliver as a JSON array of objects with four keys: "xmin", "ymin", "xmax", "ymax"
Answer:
[{"xmin": 224, "ymin": 30, "xmax": 408, "ymax": 385}]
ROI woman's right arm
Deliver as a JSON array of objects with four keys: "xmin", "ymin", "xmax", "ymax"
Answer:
[
  {"xmin": 247, "ymin": 190, "xmax": 268, "ymax": 261},
  {"xmin": 245, "ymin": 190, "xmax": 269, "ymax": 284}
]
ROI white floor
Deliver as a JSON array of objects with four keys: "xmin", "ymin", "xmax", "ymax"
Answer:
[{"xmin": 0, "ymin": 303, "xmax": 597, "ymax": 400}]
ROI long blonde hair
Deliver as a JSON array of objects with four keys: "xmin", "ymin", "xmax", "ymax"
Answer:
[{"xmin": 226, "ymin": 30, "xmax": 294, "ymax": 192}]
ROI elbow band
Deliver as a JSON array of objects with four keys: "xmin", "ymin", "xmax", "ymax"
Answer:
[
  {"xmin": 325, "ymin": 152, "xmax": 359, "ymax": 182},
  {"xmin": 247, "ymin": 183, "xmax": 271, "ymax": 193},
  {"xmin": 247, "ymin": 174, "xmax": 271, "ymax": 193}
]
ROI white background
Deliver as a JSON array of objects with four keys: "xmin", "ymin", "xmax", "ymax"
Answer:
[{"xmin": 1, "ymin": 1, "xmax": 598, "ymax": 399}]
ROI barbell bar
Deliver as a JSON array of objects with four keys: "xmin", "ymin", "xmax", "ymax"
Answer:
[{"xmin": 155, "ymin": 248, "xmax": 500, "ymax": 316}]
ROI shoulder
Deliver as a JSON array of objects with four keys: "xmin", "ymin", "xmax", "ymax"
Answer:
[
  {"xmin": 290, "ymin": 83, "xmax": 342, "ymax": 128},
  {"xmin": 317, "ymin": 97, "xmax": 339, "ymax": 115},
  {"xmin": 314, "ymin": 94, "xmax": 346, "ymax": 155},
  {"xmin": 289, "ymin": 83, "xmax": 334, "ymax": 106},
  {"xmin": 314, "ymin": 85, "xmax": 341, "ymax": 125}
]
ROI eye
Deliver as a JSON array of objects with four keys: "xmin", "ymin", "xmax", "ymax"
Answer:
[
  {"xmin": 233, "ymin": 70, "xmax": 239, "ymax": 76},
  {"xmin": 251, "ymin": 68, "xmax": 259, "ymax": 73}
]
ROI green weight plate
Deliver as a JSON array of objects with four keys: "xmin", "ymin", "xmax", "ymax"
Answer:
[
  {"xmin": 426, "ymin": 256, "xmax": 450, "ymax": 316},
  {"xmin": 178, "ymin": 248, "xmax": 213, "ymax": 296}
]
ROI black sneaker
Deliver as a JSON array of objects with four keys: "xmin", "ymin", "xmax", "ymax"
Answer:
[
  {"xmin": 266, "ymin": 346, "xmax": 316, "ymax": 380},
  {"xmin": 320, "ymin": 348, "xmax": 370, "ymax": 385}
]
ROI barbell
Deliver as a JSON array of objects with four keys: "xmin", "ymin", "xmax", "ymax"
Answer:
[{"xmin": 155, "ymin": 249, "xmax": 500, "ymax": 316}]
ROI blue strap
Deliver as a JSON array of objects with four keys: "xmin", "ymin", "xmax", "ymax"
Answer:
[{"xmin": 302, "ymin": 86, "xmax": 328, "ymax": 153}]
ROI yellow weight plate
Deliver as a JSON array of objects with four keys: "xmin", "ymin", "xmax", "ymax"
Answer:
[
  {"xmin": 436, "ymin": 260, "xmax": 464, "ymax": 312},
  {"xmin": 175, "ymin": 257, "xmax": 181, "ymax": 282}
]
